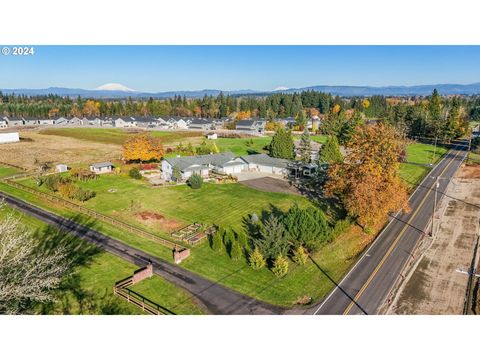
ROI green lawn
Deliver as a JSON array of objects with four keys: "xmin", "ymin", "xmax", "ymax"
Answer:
[
  {"xmin": 398, "ymin": 142, "xmax": 448, "ymax": 190},
  {"xmin": 0, "ymin": 205, "xmax": 203, "ymax": 314},
  {"xmin": 20, "ymin": 174, "xmax": 312, "ymax": 236},
  {"xmin": 39, "ymin": 128, "xmax": 201, "ymax": 145},
  {"xmin": 404, "ymin": 142, "xmax": 447, "ymax": 164},
  {"xmin": 0, "ymin": 165, "xmax": 19, "ymax": 178}
]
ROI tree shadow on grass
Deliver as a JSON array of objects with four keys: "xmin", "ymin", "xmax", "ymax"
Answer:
[{"xmin": 32, "ymin": 215, "xmax": 131, "ymax": 315}]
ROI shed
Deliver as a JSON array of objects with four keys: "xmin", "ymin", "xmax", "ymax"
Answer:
[
  {"xmin": 56, "ymin": 164, "xmax": 68, "ymax": 173},
  {"xmin": 90, "ymin": 162, "xmax": 114, "ymax": 174},
  {"xmin": 207, "ymin": 133, "xmax": 218, "ymax": 140},
  {"xmin": 0, "ymin": 132, "xmax": 20, "ymax": 144}
]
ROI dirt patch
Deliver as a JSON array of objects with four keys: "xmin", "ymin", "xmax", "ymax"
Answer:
[
  {"xmin": 135, "ymin": 211, "xmax": 182, "ymax": 232},
  {"xmin": 0, "ymin": 130, "xmax": 121, "ymax": 169},
  {"xmin": 239, "ymin": 176, "xmax": 301, "ymax": 195},
  {"xmin": 386, "ymin": 165, "xmax": 480, "ymax": 314},
  {"xmin": 458, "ymin": 163, "xmax": 480, "ymax": 179}
]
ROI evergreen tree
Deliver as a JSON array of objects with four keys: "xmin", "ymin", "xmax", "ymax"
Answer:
[
  {"xmin": 211, "ymin": 231, "xmax": 223, "ymax": 253},
  {"xmin": 249, "ymin": 247, "xmax": 266, "ymax": 270},
  {"xmin": 253, "ymin": 214, "xmax": 289, "ymax": 261},
  {"xmin": 298, "ymin": 127, "xmax": 312, "ymax": 163},
  {"xmin": 269, "ymin": 128, "xmax": 295, "ymax": 159},
  {"xmin": 292, "ymin": 246, "xmax": 309, "ymax": 265},
  {"xmin": 271, "ymin": 254, "xmax": 289, "ymax": 277},
  {"xmin": 230, "ymin": 239, "xmax": 243, "ymax": 261},
  {"xmin": 295, "ymin": 110, "xmax": 308, "ymax": 129},
  {"xmin": 319, "ymin": 136, "xmax": 343, "ymax": 164}
]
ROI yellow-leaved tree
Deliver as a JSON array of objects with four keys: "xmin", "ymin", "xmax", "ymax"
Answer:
[
  {"xmin": 122, "ymin": 133, "xmax": 164, "ymax": 163},
  {"xmin": 324, "ymin": 123, "xmax": 409, "ymax": 227}
]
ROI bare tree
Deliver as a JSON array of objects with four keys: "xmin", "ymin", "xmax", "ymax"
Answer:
[{"xmin": 0, "ymin": 201, "xmax": 70, "ymax": 314}]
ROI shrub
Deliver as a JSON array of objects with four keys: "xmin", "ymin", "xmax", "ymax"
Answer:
[
  {"xmin": 292, "ymin": 246, "xmax": 309, "ymax": 265},
  {"xmin": 73, "ymin": 188, "xmax": 96, "ymax": 202},
  {"xmin": 43, "ymin": 174, "xmax": 70, "ymax": 192},
  {"xmin": 58, "ymin": 182, "xmax": 77, "ymax": 199},
  {"xmin": 229, "ymin": 239, "xmax": 243, "ymax": 261},
  {"xmin": 272, "ymin": 254, "xmax": 289, "ymax": 277},
  {"xmin": 187, "ymin": 174, "xmax": 203, "ymax": 189},
  {"xmin": 249, "ymin": 247, "xmax": 266, "ymax": 270},
  {"xmin": 129, "ymin": 167, "xmax": 143, "ymax": 180},
  {"xmin": 211, "ymin": 231, "xmax": 223, "ymax": 253},
  {"xmin": 70, "ymin": 168, "xmax": 98, "ymax": 181}
]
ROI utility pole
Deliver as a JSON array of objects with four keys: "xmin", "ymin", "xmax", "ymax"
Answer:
[
  {"xmin": 431, "ymin": 136, "xmax": 437, "ymax": 165},
  {"xmin": 431, "ymin": 176, "xmax": 440, "ymax": 237}
]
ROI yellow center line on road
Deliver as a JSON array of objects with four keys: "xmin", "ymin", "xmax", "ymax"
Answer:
[{"xmin": 342, "ymin": 148, "xmax": 461, "ymax": 315}]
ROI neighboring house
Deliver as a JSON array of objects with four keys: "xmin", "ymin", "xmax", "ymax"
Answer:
[
  {"xmin": 56, "ymin": 164, "xmax": 68, "ymax": 173},
  {"xmin": 235, "ymin": 119, "xmax": 266, "ymax": 134},
  {"xmin": 276, "ymin": 117, "xmax": 296, "ymax": 129},
  {"xmin": 0, "ymin": 119, "xmax": 7, "ymax": 128},
  {"xmin": 135, "ymin": 116, "xmax": 160, "ymax": 128},
  {"xmin": 38, "ymin": 118, "xmax": 55, "ymax": 125},
  {"xmin": 90, "ymin": 162, "xmax": 114, "ymax": 174},
  {"xmin": 0, "ymin": 132, "xmax": 20, "ymax": 144},
  {"xmin": 188, "ymin": 118, "xmax": 215, "ymax": 131},
  {"xmin": 115, "ymin": 116, "xmax": 137, "ymax": 128},
  {"xmin": 294, "ymin": 139, "xmax": 322, "ymax": 162},
  {"xmin": 309, "ymin": 115, "xmax": 321, "ymax": 130},
  {"xmin": 4, "ymin": 117, "xmax": 24, "ymax": 127},
  {"xmin": 162, "ymin": 152, "xmax": 243, "ymax": 181},
  {"xmin": 240, "ymin": 154, "xmax": 290, "ymax": 176},
  {"xmin": 207, "ymin": 133, "xmax": 218, "ymax": 140},
  {"xmin": 53, "ymin": 117, "xmax": 69, "ymax": 125},
  {"xmin": 23, "ymin": 117, "xmax": 39, "ymax": 126},
  {"xmin": 84, "ymin": 116, "xmax": 103, "ymax": 126}
]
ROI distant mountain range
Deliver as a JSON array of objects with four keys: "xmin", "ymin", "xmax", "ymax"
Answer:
[{"xmin": 2, "ymin": 83, "xmax": 480, "ymax": 98}]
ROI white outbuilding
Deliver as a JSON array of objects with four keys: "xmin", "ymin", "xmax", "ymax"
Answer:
[{"xmin": 0, "ymin": 132, "xmax": 20, "ymax": 144}]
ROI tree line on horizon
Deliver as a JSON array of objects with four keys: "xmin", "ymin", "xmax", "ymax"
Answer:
[{"xmin": 0, "ymin": 89, "xmax": 478, "ymax": 140}]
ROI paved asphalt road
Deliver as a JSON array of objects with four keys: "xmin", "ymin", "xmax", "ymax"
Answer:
[
  {"xmin": 0, "ymin": 192, "xmax": 283, "ymax": 315},
  {"xmin": 311, "ymin": 141, "xmax": 469, "ymax": 315}
]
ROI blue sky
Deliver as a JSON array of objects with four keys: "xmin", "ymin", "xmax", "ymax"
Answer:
[{"xmin": 1, "ymin": 46, "xmax": 480, "ymax": 92}]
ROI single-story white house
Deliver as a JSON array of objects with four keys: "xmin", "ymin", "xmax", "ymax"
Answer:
[
  {"xmin": 56, "ymin": 164, "xmax": 68, "ymax": 173},
  {"xmin": 90, "ymin": 162, "xmax": 114, "ymax": 174},
  {"xmin": 240, "ymin": 154, "xmax": 290, "ymax": 176},
  {"xmin": 0, "ymin": 132, "xmax": 20, "ymax": 144},
  {"xmin": 161, "ymin": 152, "xmax": 290, "ymax": 181},
  {"xmin": 38, "ymin": 118, "xmax": 55, "ymax": 125}
]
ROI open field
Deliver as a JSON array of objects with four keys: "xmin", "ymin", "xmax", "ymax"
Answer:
[
  {"xmin": 39, "ymin": 128, "xmax": 203, "ymax": 146},
  {"xmin": 0, "ymin": 205, "xmax": 203, "ymax": 314},
  {"xmin": 0, "ymin": 131, "xmax": 122, "ymax": 170}
]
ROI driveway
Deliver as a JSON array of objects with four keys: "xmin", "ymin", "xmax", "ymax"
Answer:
[
  {"xmin": 0, "ymin": 191, "xmax": 284, "ymax": 315},
  {"xmin": 239, "ymin": 176, "xmax": 301, "ymax": 195}
]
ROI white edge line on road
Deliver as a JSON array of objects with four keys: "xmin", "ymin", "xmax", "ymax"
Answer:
[{"xmin": 312, "ymin": 144, "xmax": 463, "ymax": 315}]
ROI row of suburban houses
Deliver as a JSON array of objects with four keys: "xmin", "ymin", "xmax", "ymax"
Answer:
[{"xmin": 0, "ymin": 115, "xmax": 322, "ymax": 134}]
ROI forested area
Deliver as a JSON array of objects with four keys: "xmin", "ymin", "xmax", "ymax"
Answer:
[{"xmin": 1, "ymin": 89, "xmax": 478, "ymax": 141}]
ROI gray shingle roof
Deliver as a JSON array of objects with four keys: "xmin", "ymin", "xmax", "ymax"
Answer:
[
  {"xmin": 91, "ymin": 162, "xmax": 114, "ymax": 168},
  {"xmin": 165, "ymin": 152, "xmax": 236, "ymax": 172},
  {"xmin": 240, "ymin": 154, "xmax": 290, "ymax": 168}
]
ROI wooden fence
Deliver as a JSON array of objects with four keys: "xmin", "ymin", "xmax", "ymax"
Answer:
[{"xmin": 1, "ymin": 178, "xmax": 182, "ymax": 250}]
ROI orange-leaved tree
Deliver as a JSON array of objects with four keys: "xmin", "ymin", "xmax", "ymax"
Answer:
[
  {"xmin": 122, "ymin": 133, "xmax": 164, "ymax": 163},
  {"xmin": 324, "ymin": 123, "xmax": 409, "ymax": 227}
]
